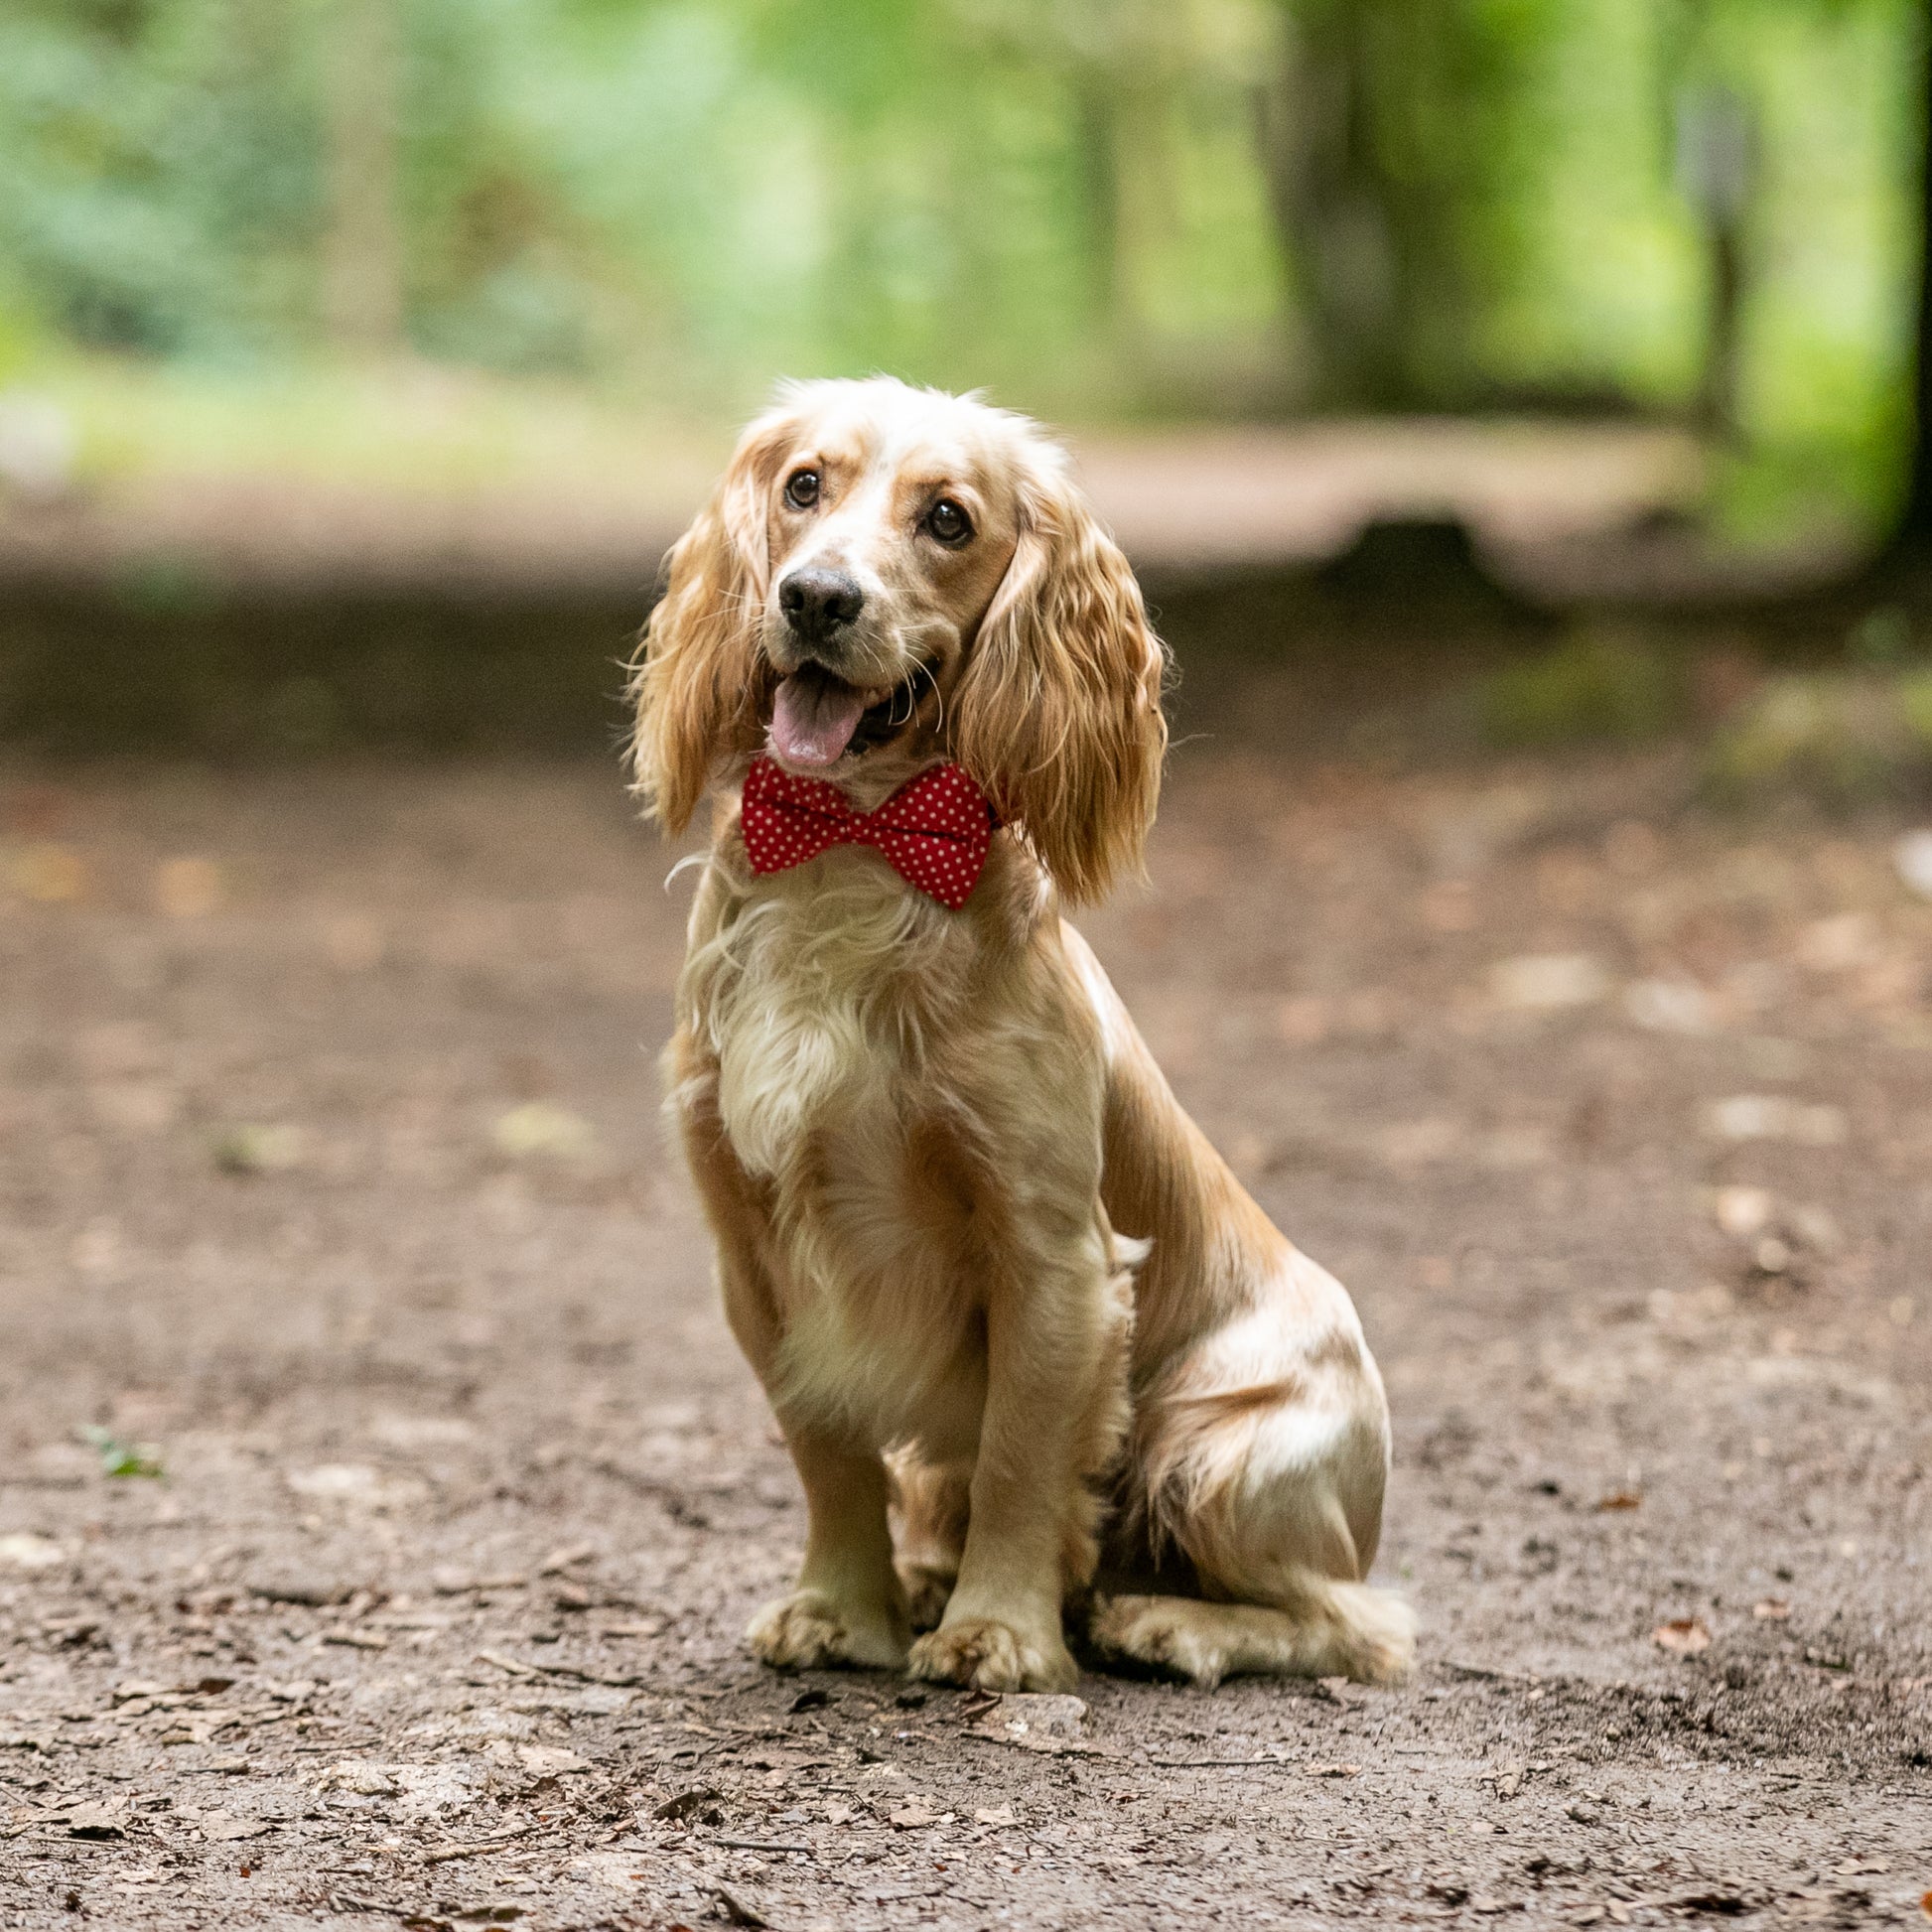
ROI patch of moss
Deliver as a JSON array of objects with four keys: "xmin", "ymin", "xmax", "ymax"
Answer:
[{"xmin": 1478, "ymin": 628, "xmax": 1683, "ymax": 750}]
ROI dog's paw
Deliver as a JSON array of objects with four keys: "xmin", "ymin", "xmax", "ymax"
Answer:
[
  {"xmin": 907, "ymin": 1616, "xmax": 1077, "ymax": 1693},
  {"xmin": 1087, "ymin": 1594, "xmax": 1228, "ymax": 1688},
  {"xmin": 1333, "ymin": 1584, "xmax": 1417, "ymax": 1686},
  {"xmin": 747, "ymin": 1589, "xmax": 907, "ymax": 1673},
  {"xmin": 896, "ymin": 1562, "xmax": 956, "ymax": 1633}
]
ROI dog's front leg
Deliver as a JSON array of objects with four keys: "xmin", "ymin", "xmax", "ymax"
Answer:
[
  {"xmin": 748, "ymin": 1424, "xmax": 910, "ymax": 1672},
  {"xmin": 906, "ymin": 1227, "xmax": 1123, "ymax": 1693},
  {"xmin": 674, "ymin": 1062, "xmax": 910, "ymax": 1675}
]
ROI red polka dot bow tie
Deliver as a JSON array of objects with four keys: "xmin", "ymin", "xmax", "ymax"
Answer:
[{"xmin": 740, "ymin": 757, "xmax": 999, "ymax": 910}]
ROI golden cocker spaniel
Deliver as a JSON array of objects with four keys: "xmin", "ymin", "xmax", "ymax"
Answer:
[{"xmin": 631, "ymin": 377, "xmax": 1414, "ymax": 1692}]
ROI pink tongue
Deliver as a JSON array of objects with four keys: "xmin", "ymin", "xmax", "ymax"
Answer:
[{"xmin": 770, "ymin": 672, "xmax": 866, "ymax": 767}]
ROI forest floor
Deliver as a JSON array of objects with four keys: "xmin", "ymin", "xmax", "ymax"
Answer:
[{"xmin": 1, "ymin": 705, "xmax": 1929, "ymax": 1928}]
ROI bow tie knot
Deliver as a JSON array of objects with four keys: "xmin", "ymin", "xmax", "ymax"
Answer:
[{"xmin": 740, "ymin": 757, "xmax": 997, "ymax": 909}]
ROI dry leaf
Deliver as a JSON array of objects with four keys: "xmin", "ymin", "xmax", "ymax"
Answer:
[
  {"xmin": 653, "ymin": 1786, "xmax": 721, "ymax": 1821},
  {"xmin": 321, "ymin": 1627, "xmax": 389, "ymax": 1651},
  {"xmin": 1595, "ymin": 1490, "xmax": 1642, "ymax": 1512},
  {"xmin": 973, "ymin": 1805, "xmax": 1017, "ymax": 1827},
  {"xmin": 201, "ymin": 1813, "xmax": 270, "ymax": 1842},
  {"xmin": 1751, "ymin": 1598, "xmax": 1791, "ymax": 1621},
  {"xmin": 1307, "ymin": 1762, "xmax": 1362, "ymax": 1778},
  {"xmin": 1652, "ymin": 1617, "xmax": 1712, "ymax": 1656},
  {"xmin": 888, "ymin": 1800, "xmax": 939, "ymax": 1829},
  {"xmin": 492, "ymin": 1103, "xmax": 597, "ymax": 1163}
]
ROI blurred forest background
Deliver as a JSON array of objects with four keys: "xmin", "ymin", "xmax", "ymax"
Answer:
[{"xmin": 0, "ymin": 0, "xmax": 1922, "ymax": 541}]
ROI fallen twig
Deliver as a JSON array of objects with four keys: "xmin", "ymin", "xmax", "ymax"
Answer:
[
  {"xmin": 420, "ymin": 1828, "xmax": 534, "ymax": 1865},
  {"xmin": 474, "ymin": 1649, "xmax": 648, "ymax": 1690},
  {"xmin": 708, "ymin": 1883, "xmax": 769, "ymax": 1927},
  {"xmin": 1144, "ymin": 1756, "xmax": 1299, "ymax": 1769}
]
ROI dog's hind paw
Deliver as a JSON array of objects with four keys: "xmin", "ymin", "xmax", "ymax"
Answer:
[
  {"xmin": 896, "ymin": 1561, "xmax": 956, "ymax": 1633},
  {"xmin": 907, "ymin": 1615, "xmax": 1078, "ymax": 1693},
  {"xmin": 747, "ymin": 1588, "xmax": 907, "ymax": 1673},
  {"xmin": 1087, "ymin": 1594, "xmax": 1231, "ymax": 1688}
]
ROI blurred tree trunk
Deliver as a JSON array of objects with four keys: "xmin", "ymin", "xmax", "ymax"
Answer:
[
  {"xmin": 1891, "ymin": 39, "xmax": 1932, "ymax": 556},
  {"xmin": 1254, "ymin": 0, "xmax": 1408, "ymax": 410},
  {"xmin": 322, "ymin": 0, "xmax": 405, "ymax": 354},
  {"xmin": 1671, "ymin": 66, "xmax": 1756, "ymax": 446}
]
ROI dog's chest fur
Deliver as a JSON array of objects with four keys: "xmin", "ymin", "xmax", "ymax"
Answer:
[{"xmin": 681, "ymin": 846, "xmax": 997, "ymax": 1448}]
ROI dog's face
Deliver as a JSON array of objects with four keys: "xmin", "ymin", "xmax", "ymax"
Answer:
[
  {"xmin": 633, "ymin": 378, "xmax": 1167, "ymax": 905},
  {"xmin": 750, "ymin": 386, "xmax": 1026, "ymax": 777}
]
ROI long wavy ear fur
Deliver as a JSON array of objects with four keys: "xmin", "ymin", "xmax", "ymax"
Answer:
[
  {"xmin": 628, "ymin": 410, "xmax": 794, "ymax": 832},
  {"xmin": 952, "ymin": 444, "xmax": 1169, "ymax": 905}
]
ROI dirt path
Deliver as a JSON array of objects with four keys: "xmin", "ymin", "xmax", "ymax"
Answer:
[
  {"xmin": 0, "ymin": 730, "xmax": 1928, "ymax": 1929},
  {"xmin": 0, "ymin": 419, "xmax": 1702, "ymax": 599}
]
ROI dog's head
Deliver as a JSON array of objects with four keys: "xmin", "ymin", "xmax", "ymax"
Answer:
[{"xmin": 630, "ymin": 376, "xmax": 1168, "ymax": 904}]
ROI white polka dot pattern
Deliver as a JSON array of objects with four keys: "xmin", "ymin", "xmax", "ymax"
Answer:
[{"xmin": 740, "ymin": 757, "xmax": 998, "ymax": 910}]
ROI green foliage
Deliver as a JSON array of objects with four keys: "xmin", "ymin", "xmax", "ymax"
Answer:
[
  {"xmin": 1704, "ymin": 670, "xmax": 1932, "ymax": 807},
  {"xmin": 80, "ymin": 1424, "xmax": 165, "ymax": 1479},
  {"xmin": 0, "ymin": 0, "xmax": 1919, "ymax": 514},
  {"xmin": 1479, "ymin": 627, "xmax": 1685, "ymax": 749}
]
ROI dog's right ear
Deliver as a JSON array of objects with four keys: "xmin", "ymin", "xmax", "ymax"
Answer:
[{"xmin": 628, "ymin": 409, "xmax": 794, "ymax": 833}]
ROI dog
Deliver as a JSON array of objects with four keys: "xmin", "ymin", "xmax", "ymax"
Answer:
[{"xmin": 630, "ymin": 376, "xmax": 1414, "ymax": 1692}]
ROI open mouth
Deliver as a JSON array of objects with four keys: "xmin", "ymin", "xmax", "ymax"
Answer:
[{"xmin": 767, "ymin": 660, "xmax": 930, "ymax": 768}]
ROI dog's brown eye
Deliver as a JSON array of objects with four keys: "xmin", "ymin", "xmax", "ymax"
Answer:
[
  {"xmin": 784, "ymin": 469, "xmax": 820, "ymax": 510},
  {"xmin": 926, "ymin": 498, "xmax": 971, "ymax": 545}
]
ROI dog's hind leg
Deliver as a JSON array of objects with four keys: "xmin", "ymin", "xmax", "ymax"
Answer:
[
  {"xmin": 887, "ymin": 1450, "xmax": 971, "ymax": 1632},
  {"xmin": 1089, "ymin": 1580, "xmax": 1414, "ymax": 1690},
  {"xmin": 1092, "ymin": 1256, "xmax": 1415, "ymax": 1688}
]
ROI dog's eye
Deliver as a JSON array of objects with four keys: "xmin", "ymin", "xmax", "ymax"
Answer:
[
  {"xmin": 925, "ymin": 498, "xmax": 972, "ymax": 545},
  {"xmin": 784, "ymin": 469, "xmax": 820, "ymax": 510}
]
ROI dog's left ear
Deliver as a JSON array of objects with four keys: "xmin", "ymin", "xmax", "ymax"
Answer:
[{"xmin": 953, "ymin": 449, "xmax": 1169, "ymax": 905}]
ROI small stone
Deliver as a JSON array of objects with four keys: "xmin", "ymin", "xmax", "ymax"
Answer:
[
  {"xmin": 1490, "ymin": 952, "xmax": 1612, "ymax": 1012},
  {"xmin": 1896, "ymin": 829, "xmax": 1932, "ymax": 900},
  {"xmin": 0, "ymin": 1533, "xmax": 65, "ymax": 1571}
]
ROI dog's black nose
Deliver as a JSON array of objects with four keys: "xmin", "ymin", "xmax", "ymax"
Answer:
[{"xmin": 778, "ymin": 568, "xmax": 866, "ymax": 643}]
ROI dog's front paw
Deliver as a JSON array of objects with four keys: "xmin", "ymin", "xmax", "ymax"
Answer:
[
  {"xmin": 907, "ymin": 1615, "xmax": 1077, "ymax": 1693},
  {"xmin": 747, "ymin": 1589, "xmax": 907, "ymax": 1673}
]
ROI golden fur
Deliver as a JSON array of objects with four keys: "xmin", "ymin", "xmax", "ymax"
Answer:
[{"xmin": 631, "ymin": 377, "xmax": 1414, "ymax": 1691}]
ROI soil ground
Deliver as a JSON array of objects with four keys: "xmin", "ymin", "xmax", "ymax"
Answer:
[{"xmin": 1, "ymin": 706, "xmax": 1929, "ymax": 1929}]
